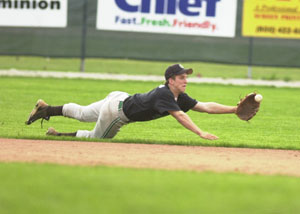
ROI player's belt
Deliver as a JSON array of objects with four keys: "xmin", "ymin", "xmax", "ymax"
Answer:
[
  {"xmin": 118, "ymin": 100, "xmax": 123, "ymax": 111},
  {"xmin": 118, "ymin": 101, "xmax": 131, "ymax": 123}
]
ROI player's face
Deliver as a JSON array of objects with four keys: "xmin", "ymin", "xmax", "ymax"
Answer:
[{"xmin": 173, "ymin": 73, "xmax": 188, "ymax": 93}]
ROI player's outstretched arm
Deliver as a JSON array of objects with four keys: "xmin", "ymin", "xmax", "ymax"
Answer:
[
  {"xmin": 192, "ymin": 102, "xmax": 237, "ymax": 114},
  {"xmin": 168, "ymin": 110, "xmax": 218, "ymax": 140}
]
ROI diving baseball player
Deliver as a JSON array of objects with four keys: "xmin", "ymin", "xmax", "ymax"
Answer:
[{"xmin": 26, "ymin": 64, "xmax": 256, "ymax": 140}]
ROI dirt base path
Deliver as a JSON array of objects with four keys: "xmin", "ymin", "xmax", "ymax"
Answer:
[{"xmin": 1, "ymin": 138, "xmax": 300, "ymax": 177}]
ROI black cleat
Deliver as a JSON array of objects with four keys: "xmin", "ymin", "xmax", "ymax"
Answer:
[{"xmin": 25, "ymin": 99, "xmax": 50, "ymax": 125}]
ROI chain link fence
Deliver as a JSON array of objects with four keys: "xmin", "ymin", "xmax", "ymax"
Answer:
[{"xmin": 0, "ymin": 0, "xmax": 299, "ymax": 68}]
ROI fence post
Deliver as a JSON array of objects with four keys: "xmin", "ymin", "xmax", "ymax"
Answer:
[
  {"xmin": 80, "ymin": 0, "xmax": 88, "ymax": 72},
  {"xmin": 247, "ymin": 37, "xmax": 253, "ymax": 79}
]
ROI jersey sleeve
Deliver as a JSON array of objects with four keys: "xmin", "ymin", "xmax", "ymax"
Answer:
[{"xmin": 177, "ymin": 93, "xmax": 198, "ymax": 112}]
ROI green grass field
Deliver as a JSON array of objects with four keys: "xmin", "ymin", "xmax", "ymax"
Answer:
[
  {"xmin": 1, "ymin": 56, "xmax": 300, "ymax": 81},
  {"xmin": 1, "ymin": 163, "xmax": 300, "ymax": 214},
  {"xmin": 1, "ymin": 58, "xmax": 300, "ymax": 214},
  {"xmin": 0, "ymin": 76, "xmax": 299, "ymax": 149}
]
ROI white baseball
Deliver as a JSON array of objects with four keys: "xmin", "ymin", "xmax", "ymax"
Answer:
[{"xmin": 255, "ymin": 94, "xmax": 263, "ymax": 102}]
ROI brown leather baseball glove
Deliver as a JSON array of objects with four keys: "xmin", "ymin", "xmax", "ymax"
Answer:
[{"xmin": 236, "ymin": 93, "xmax": 261, "ymax": 121}]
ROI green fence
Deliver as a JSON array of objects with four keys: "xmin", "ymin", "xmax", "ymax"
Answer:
[{"xmin": 1, "ymin": 0, "xmax": 299, "ymax": 67}]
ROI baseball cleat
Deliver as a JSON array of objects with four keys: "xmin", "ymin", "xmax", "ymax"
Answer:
[
  {"xmin": 25, "ymin": 99, "xmax": 50, "ymax": 125},
  {"xmin": 46, "ymin": 127, "xmax": 59, "ymax": 136}
]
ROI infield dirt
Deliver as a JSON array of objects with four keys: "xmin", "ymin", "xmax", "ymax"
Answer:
[{"xmin": 1, "ymin": 138, "xmax": 300, "ymax": 177}]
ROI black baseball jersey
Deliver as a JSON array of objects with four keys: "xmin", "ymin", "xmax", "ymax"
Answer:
[{"xmin": 123, "ymin": 85, "xmax": 197, "ymax": 122}]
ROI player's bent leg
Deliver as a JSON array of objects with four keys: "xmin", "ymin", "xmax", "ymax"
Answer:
[
  {"xmin": 93, "ymin": 93, "xmax": 130, "ymax": 138},
  {"xmin": 65, "ymin": 102, "xmax": 117, "ymax": 139},
  {"xmin": 101, "ymin": 118, "xmax": 126, "ymax": 138},
  {"xmin": 73, "ymin": 109, "xmax": 123, "ymax": 139},
  {"xmin": 75, "ymin": 92, "xmax": 130, "ymax": 139}
]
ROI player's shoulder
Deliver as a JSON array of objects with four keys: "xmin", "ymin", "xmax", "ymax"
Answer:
[
  {"xmin": 156, "ymin": 84, "xmax": 172, "ymax": 95},
  {"xmin": 147, "ymin": 85, "xmax": 173, "ymax": 99},
  {"xmin": 158, "ymin": 84, "xmax": 167, "ymax": 89}
]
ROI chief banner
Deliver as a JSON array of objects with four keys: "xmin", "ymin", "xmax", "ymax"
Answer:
[
  {"xmin": 96, "ymin": 0, "xmax": 237, "ymax": 38},
  {"xmin": 0, "ymin": 0, "xmax": 68, "ymax": 28},
  {"xmin": 243, "ymin": 0, "xmax": 300, "ymax": 39}
]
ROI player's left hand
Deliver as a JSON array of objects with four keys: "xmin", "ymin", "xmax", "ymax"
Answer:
[{"xmin": 199, "ymin": 132, "xmax": 219, "ymax": 140}]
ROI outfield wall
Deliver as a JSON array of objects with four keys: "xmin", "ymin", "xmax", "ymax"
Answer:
[{"xmin": 0, "ymin": 0, "xmax": 299, "ymax": 67}]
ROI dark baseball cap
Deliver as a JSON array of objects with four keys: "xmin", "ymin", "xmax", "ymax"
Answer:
[{"xmin": 165, "ymin": 64, "xmax": 193, "ymax": 80}]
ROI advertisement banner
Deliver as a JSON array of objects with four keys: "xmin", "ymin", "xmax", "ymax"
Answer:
[
  {"xmin": 243, "ymin": 0, "xmax": 300, "ymax": 39},
  {"xmin": 0, "ymin": 0, "xmax": 68, "ymax": 28},
  {"xmin": 96, "ymin": 0, "xmax": 237, "ymax": 38}
]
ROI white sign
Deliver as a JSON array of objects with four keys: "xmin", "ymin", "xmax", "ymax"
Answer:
[
  {"xmin": 0, "ymin": 0, "xmax": 68, "ymax": 28},
  {"xmin": 97, "ymin": 0, "xmax": 237, "ymax": 37}
]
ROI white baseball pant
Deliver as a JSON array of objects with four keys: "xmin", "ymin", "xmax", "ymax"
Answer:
[{"xmin": 62, "ymin": 91, "xmax": 130, "ymax": 138}]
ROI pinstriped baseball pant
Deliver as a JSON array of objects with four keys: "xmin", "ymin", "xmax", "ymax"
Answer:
[{"xmin": 62, "ymin": 91, "xmax": 130, "ymax": 139}]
